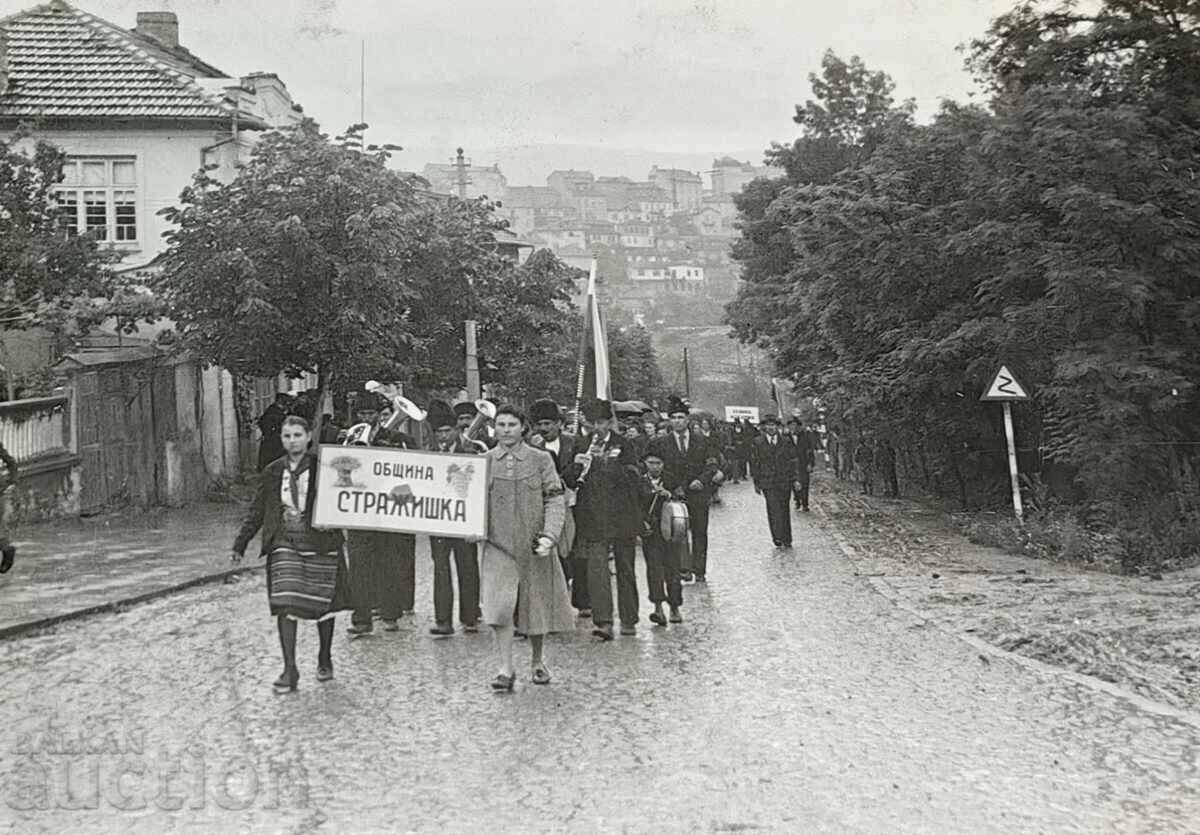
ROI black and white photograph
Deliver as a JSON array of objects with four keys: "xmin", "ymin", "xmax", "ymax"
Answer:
[{"xmin": 1, "ymin": 0, "xmax": 1199, "ymax": 831}]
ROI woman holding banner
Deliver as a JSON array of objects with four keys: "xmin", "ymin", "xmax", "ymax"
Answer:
[
  {"xmin": 477, "ymin": 405, "xmax": 574, "ymax": 692},
  {"xmin": 232, "ymin": 415, "xmax": 350, "ymax": 693}
]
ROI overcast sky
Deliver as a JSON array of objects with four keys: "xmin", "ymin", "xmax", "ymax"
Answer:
[{"xmin": 3, "ymin": 0, "xmax": 1017, "ymax": 183}]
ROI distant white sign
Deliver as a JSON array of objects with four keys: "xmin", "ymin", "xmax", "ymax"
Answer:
[
  {"xmin": 312, "ymin": 445, "xmax": 489, "ymax": 537},
  {"xmin": 724, "ymin": 406, "xmax": 760, "ymax": 423}
]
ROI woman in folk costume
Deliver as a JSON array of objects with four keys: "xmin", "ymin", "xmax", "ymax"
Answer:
[
  {"xmin": 477, "ymin": 405, "xmax": 574, "ymax": 691},
  {"xmin": 232, "ymin": 415, "xmax": 350, "ymax": 693}
]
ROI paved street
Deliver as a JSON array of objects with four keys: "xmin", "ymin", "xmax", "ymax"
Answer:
[{"xmin": 3, "ymin": 482, "xmax": 1200, "ymax": 833}]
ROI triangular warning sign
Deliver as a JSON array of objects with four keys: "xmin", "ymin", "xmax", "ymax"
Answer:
[{"xmin": 981, "ymin": 365, "xmax": 1029, "ymax": 401}]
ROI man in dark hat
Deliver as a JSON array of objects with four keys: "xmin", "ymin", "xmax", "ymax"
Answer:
[
  {"xmin": 345, "ymin": 390, "xmax": 419, "ymax": 635},
  {"xmin": 425, "ymin": 399, "xmax": 481, "ymax": 637},
  {"xmin": 638, "ymin": 447, "xmax": 684, "ymax": 626},
  {"xmin": 454, "ymin": 401, "xmax": 490, "ymax": 453},
  {"xmin": 530, "ymin": 398, "xmax": 573, "ymax": 477},
  {"xmin": 566, "ymin": 398, "xmax": 642, "ymax": 640},
  {"xmin": 256, "ymin": 392, "xmax": 295, "ymax": 471},
  {"xmin": 786, "ymin": 417, "xmax": 815, "ymax": 511},
  {"xmin": 651, "ymin": 396, "xmax": 719, "ymax": 582},
  {"xmin": 750, "ymin": 414, "xmax": 803, "ymax": 547}
]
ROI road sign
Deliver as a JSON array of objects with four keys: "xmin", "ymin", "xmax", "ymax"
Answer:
[
  {"xmin": 981, "ymin": 365, "xmax": 1029, "ymax": 401},
  {"xmin": 980, "ymin": 365, "xmax": 1029, "ymax": 521},
  {"xmin": 724, "ymin": 406, "xmax": 759, "ymax": 423}
]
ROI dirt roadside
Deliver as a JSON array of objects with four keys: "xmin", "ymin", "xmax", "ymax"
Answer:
[{"xmin": 812, "ymin": 473, "xmax": 1200, "ymax": 714}]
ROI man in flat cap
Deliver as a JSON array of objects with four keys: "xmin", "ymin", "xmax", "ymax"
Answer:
[
  {"xmin": 750, "ymin": 414, "xmax": 803, "ymax": 548},
  {"xmin": 566, "ymin": 398, "xmax": 642, "ymax": 640},
  {"xmin": 651, "ymin": 396, "xmax": 720, "ymax": 582},
  {"xmin": 425, "ymin": 399, "xmax": 481, "ymax": 637}
]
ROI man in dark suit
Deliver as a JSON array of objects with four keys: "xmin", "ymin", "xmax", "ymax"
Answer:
[
  {"xmin": 651, "ymin": 396, "xmax": 720, "ymax": 582},
  {"xmin": 787, "ymin": 418, "xmax": 816, "ymax": 511},
  {"xmin": 750, "ymin": 415, "xmax": 803, "ymax": 547},
  {"xmin": 425, "ymin": 399, "xmax": 481, "ymax": 637},
  {"xmin": 345, "ymin": 391, "xmax": 418, "ymax": 635},
  {"xmin": 565, "ymin": 398, "xmax": 642, "ymax": 640}
]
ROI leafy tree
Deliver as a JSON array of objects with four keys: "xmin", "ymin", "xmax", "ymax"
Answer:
[
  {"xmin": 608, "ymin": 323, "xmax": 667, "ymax": 404},
  {"xmin": 728, "ymin": 7, "xmax": 1200, "ymax": 568},
  {"xmin": 0, "ymin": 129, "xmax": 150, "ymax": 344},
  {"xmin": 155, "ymin": 119, "xmax": 502, "ymax": 440}
]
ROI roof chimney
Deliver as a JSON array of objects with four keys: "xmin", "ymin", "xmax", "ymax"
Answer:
[{"xmin": 135, "ymin": 11, "xmax": 179, "ymax": 50}]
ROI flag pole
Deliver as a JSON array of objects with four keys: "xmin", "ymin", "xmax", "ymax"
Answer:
[{"xmin": 572, "ymin": 260, "xmax": 598, "ymax": 435}]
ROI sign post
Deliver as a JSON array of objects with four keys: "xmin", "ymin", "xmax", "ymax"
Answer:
[{"xmin": 980, "ymin": 365, "xmax": 1030, "ymax": 521}]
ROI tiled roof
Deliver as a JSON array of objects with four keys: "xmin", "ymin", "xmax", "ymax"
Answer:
[{"xmin": 0, "ymin": 1, "xmax": 240, "ymax": 122}]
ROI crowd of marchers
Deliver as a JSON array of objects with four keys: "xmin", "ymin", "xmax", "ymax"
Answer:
[{"xmin": 232, "ymin": 391, "xmax": 821, "ymax": 694}]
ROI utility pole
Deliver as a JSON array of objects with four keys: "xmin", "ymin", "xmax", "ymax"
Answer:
[
  {"xmin": 465, "ymin": 320, "xmax": 481, "ymax": 400},
  {"xmin": 683, "ymin": 347, "xmax": 691, "ymax": 400},
  {"xmin": 453, "ymin": 147, "xmax": 471, "ymax": 199}
]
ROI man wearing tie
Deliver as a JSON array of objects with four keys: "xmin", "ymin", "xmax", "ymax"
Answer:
[
  {"xmin": 750, "ymin": 415, "xmax": 803, "ymax": 547},
  {"xmin": 426, "ymin": 400, "xmax": 481, "ymax": 636},
  {"xmin": 652, "ymin": 396, "xmax": 719, "ymax": 583},
  {"xmin": 529, "ymin": 398, "xmax": 576, "ymax": 585}
]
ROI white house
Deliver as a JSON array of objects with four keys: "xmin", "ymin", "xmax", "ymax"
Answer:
[{"xmin": 0, "ymin": 1, "xmax": 304, "ymax": 514}]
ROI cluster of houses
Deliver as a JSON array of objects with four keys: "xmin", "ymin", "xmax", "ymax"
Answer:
[
  {"xmin": 421, "ymin": 157, "xmax": 780, "ymax": 317},
  {"xmin": 0, "ymin": 1, "xmax": 313, "ymax": 520}
]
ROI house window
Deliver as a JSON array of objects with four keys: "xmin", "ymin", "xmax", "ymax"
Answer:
[{"xmin": 54, "ymin": 157, "xmax": 138, "ymax": 244}]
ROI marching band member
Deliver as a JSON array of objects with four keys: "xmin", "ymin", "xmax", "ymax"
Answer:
[
  {"xmin": 638, "ymin": 448, "xmax": 684, "ymax": 626},
  {"xmin": 454, "ymin": 401, "xmax": 491, "ymax": 453},
  {"xmin": 345, "ymin": 391, "xmax": 418, "ymax": 635},
  {"xmin": 566, "ymin": 398, "xmax": 642, "ymax": 640},
  {"xmin": 529, "ymin": 398, "xmax": 577, "ymax": 578},
  {"xmin": 426, "ymin": 399, "xmax": 481, "ymax": 637},
  {"xmin": 232, "ymin": 415, "xmax": 350, "ymax": 692},
  {"xmin": 652, "ymin": 397, "xmax": 720, "ymax": 583}
]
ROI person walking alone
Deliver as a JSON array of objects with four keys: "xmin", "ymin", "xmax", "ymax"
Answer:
[
  {"xmin": 750, "ymin": 415, "xmax": 803, "ymax": 548},
  {"xmin": 233, "ymin": 416, "xmax": 350, "ymax": 693}
]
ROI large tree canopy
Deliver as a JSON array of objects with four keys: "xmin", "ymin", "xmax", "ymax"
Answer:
[{"xmin": 727, "ymin": 3, "xmax": 1200, "ymax": 569}]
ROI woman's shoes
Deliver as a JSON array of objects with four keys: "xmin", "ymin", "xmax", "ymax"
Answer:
[
  {"xmin": 531, "ymin": 664, "xmax": 551, "ymax": 685},
  {"xmin": 490, "ymin": 672, "xmax": 516, "ymax": 692},
  {"xmin": 273, "ymin": 668, "xmax": 299, "ymax": 694},
  {"xmin": 316, "ymin": 663, "xmax": 334, "ymax": 682}
]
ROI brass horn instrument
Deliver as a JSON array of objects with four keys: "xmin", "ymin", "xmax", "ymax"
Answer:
[
  {"xmin": 463, "ymin": 398, "xmax": 496, "ymax": 445},
  {"xmin": 345, "ymin": 381, "xmax": 426, "ymax": 446}
]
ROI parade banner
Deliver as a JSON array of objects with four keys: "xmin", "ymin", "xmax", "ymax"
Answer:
[
  {"xmin": 311, "ymin": 445, "xmax": 489, "ymax": 537},
  {"xmin": 724, "ymin": 405, "xmax": 760, "ymax": 423}
]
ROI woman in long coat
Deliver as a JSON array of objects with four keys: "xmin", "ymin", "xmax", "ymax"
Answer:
[
  {"xmin": 232, "ymin": 415, "xmax": 350, "ymax": 693},
  {"xmin": 479, "ymin": 405, "xmax": 574, "ymax": 691}
]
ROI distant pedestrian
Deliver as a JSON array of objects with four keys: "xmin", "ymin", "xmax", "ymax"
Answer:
[
  {"xmin": 749, "ymin": 415, "xmax": 802, "ymax": 548},
  {"xmin": 232, "ymin": 415, "xmax": 350, "ymax": 693},
  {"xmin": 477, "ymin": 406, "xmax": 574, "ymax": 691}
]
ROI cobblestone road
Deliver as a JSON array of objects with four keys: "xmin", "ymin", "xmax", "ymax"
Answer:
[{"xmin": 3, "ymin": 482, "xmax": 1199, "ymax": 833}]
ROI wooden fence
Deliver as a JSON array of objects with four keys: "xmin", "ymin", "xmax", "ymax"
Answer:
[{"xmin": 0, "ymin": 395, "xmax": 72, "ymax": 464}]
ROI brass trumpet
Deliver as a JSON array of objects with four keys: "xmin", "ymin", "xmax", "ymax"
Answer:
[{"xmin": 345, "ymin": 381, "xmax": 426, "ymax": 445}]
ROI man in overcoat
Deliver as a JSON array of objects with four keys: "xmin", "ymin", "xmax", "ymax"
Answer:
[
  {"xmin": 651, "ymin": 396, "xmax": 720, "ymax": 582},
  {"xmin": 565, "ymin": 398, "xmax": 643, "ymax": 640},
  {"xmin": 750, "ymin": 415, "xmax": 803, "ymax": 547}
]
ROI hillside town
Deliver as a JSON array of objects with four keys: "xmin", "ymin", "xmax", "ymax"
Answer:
[{"xmin": 421, "ymin": 153, "xmax": 778, "ymax": 322}]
